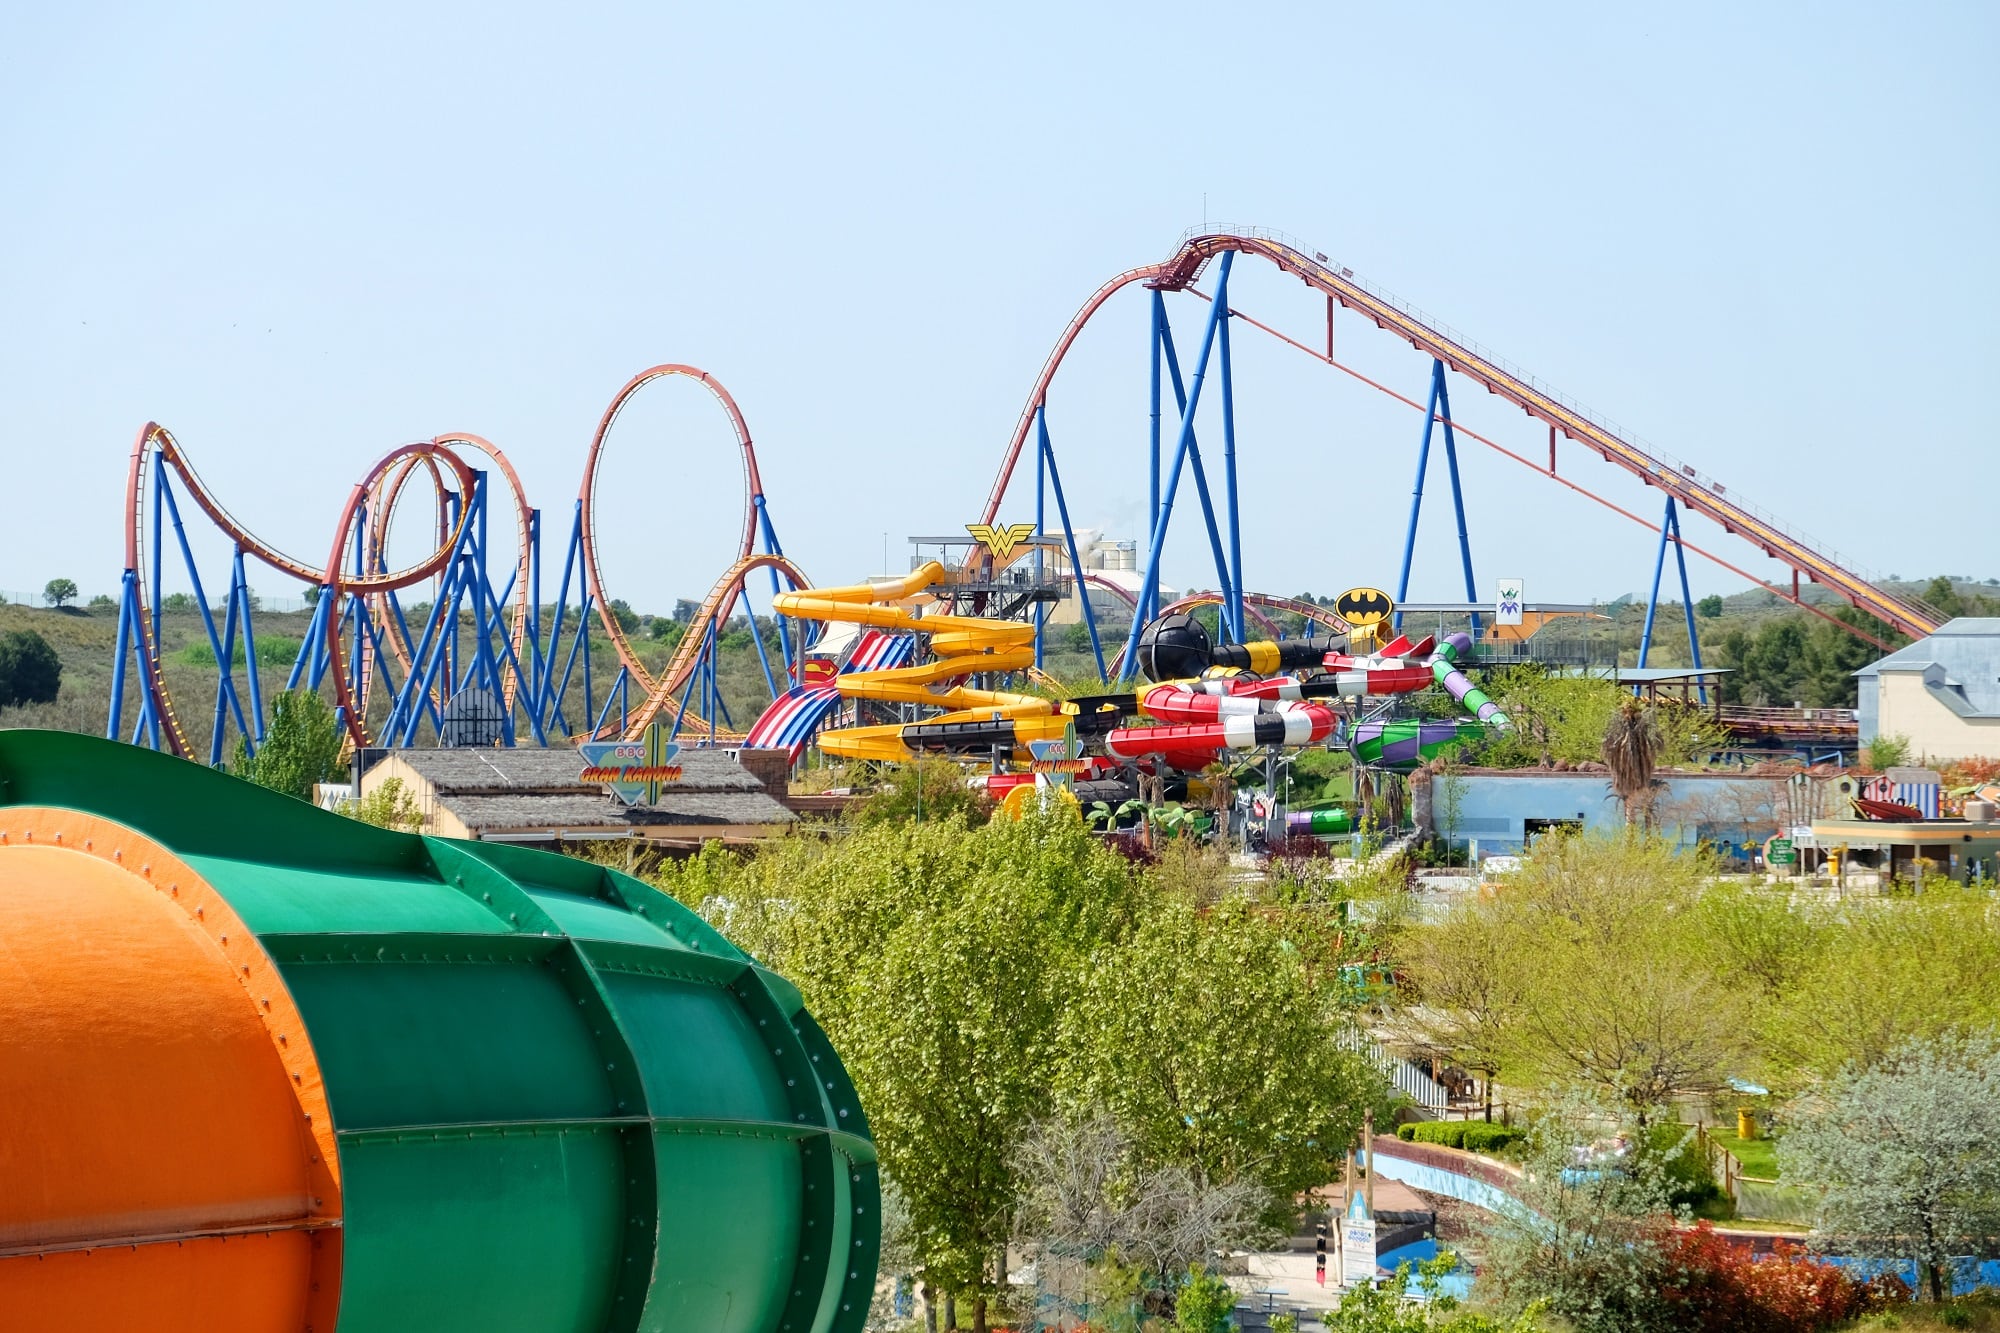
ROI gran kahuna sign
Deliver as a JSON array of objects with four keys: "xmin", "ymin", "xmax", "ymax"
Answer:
[{"xmin": 578, "ymin": 725, "xmax": 682, "ymax": 805}]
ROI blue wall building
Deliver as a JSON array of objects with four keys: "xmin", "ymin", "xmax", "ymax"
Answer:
[{"xmin": 1435, "ymin": 771, "xmax": 1791, "ymax": 857}]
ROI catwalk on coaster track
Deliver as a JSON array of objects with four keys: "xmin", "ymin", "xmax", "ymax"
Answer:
[{"xmin": 109, "ymin": 365, "xmax": 815, "ymax": 765}]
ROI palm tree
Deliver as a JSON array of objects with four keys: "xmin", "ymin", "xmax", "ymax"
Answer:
[{"xmin": 1603, "ymin": 695, "xmax": 1661, "ymax": 826}]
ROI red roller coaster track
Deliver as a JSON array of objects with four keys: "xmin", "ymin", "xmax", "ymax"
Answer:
[
  {"xmin": 983, "ymin": 230, "xmax": 1941, "ymax": 646},
  {"xmin": 126, "ymin": 425, "xmax": 501, "ymax": 756},
  {"xmin": 575, "ymin": 363, "xmax": 808, "ymax": 742}
]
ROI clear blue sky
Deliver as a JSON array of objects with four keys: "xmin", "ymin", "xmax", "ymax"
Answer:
[{"xmin": 2, "ymin": 1, "xmax": 1994, "ymax": 614}]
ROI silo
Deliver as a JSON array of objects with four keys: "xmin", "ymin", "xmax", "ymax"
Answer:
[{"xmin": 0, "ymin": 731, "xmax": 877, "ymax": 1333}]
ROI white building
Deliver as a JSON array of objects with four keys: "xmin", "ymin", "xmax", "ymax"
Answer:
[
  {"xmin": 1855, "ymin": 618, "xmax": 2000, "ymax": 761},
  {"xmin": 1039, "ymin": 529, "xmax": 1175, "ymax": 625}
]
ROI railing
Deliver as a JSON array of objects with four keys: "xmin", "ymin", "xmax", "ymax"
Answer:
[
  {"xmin": 1338, "ymin": 1025, "xmax": 1451, "ymax": 1113},
  {"xmin": 1720, "ymin": 704, "xmax": 1859, "ymax": 729},
  {"xmin": 1693, "ymin": 1124, "xmax": 1746, "ymax": 1204}
]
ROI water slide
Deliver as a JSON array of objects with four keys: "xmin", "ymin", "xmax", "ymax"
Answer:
[
  {"xmin": 1109, "ymin": 619, "xmax": 1509, "ymax": 772},
  {"xmin": 0, "ymin": 730, "xmax": 876, "ymax": 1333},
  {"xmin": 984, "ymin": 230, "xmax": 1941, "ymax": 643},
  {"xmin": 742, "ymin": 630, "xmax": 918, "ymax": 760},
  {"xmin": 772, "ymin": 562, "xmax": 1066, "ymax": 762}
]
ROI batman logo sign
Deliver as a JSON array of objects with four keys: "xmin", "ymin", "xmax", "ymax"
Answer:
[{"xmin": 1334, "ymin": 586, "xmax": 1395, "ymax": 627}]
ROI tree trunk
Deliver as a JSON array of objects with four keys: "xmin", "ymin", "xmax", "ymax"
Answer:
[
  {"xmin": 942, "ymin": 1292, "xmax": 956, "ymax": 1330},
  {"xmin": 971, "ymin": 1293, "xmax": 988, "ymax": 1333},
  {"xmin": 922, "ymin": 1280, "xmax": 938, "ymax": 1333}
]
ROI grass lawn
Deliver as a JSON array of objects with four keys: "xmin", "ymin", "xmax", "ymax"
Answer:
[{"xmin": 1712, "ymin": 1130, "xmax": 1780, "ymax": 1180}]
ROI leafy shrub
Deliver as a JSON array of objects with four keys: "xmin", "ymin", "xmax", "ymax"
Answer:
[
  {"xmin": 1657, "ymin": 1222, "xmax": 1905, "ymax": 1331},
  {"xmin": 1395, "ymin": 1121, "xmax": 1516, "ymax": 1153},
  {"xmin": 0, "ymin": 629, "xmax": 62, "ymax": 707},
  {"xmin": 1646, "ymin": 1124, "xmax": 1721, "ymax": 1210}
]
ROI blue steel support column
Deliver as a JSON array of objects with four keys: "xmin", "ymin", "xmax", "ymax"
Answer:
[
  {"xmin": 1393, "ymin": 364, "xmax": 1444, "ymax": 631},
  {"xmin": 1120, "ymin": 260, "xmax": 1235, "ymax": 678},
  {"xmin": 235, "ymin": 549, "xmax": 266, "ymax": 743},
  {"xmin": 157, "ymin": 475, "xmax": 248, "ymax": 763},
  {"xmin": 539, "ymin": 502, "xmax": 584, "ymax": 724},
  {"xmin": 1148, "ymin": 292, "xmax": 1165, "ymax": 626},
  {"xmin": 1670, "ymin": 503, "xmax": 1707, "ymax": 703},
  {"xmin": 706, "ymin": 616, "xmax": 719, "ymax": 745},
  {"xmin": 1432, "ymin": 364, "xmax": 1481, "ymax": 637},
  {"xmin": 755, "ymin": 498, "xmax": 800, "ymax": 683},
  {"xmin": 150, "ymin": 464, "xmax": 165, "ymax": 672},
  {"xmin": 287, "ymin": 591, "xmax": 330, "ymax": 692},
  {"xmin": 1637, "ymin": 495, "xmax": 1674, "ymax": 669},
  {"xmin": 108, "ymin": 571, "xmax": 134, "ymax": 740},
  {"xmin": 1155, "ymin": 284, "xmax": 1240, "ymax": 636},
  {"xmin": 1035, "ymin": 403, "xmax": 1046, "ymax": 670},
  {"xmin": 526, "ymin": 508, "xmax": 543, "ymax": 703},
  {"xmin": 353, "ymin": 502, "xmax": 369, "ymax": 712},
  {"xmin": 1216, "ymin": 261, "xmax": 1245, "ymax": 643},
  {"xmin": 740, "ymin": 579, "xmax": 781, "ymax": 704},
  {"xmin": 1636, "ymin": 496, "xmax": 1707, "ymax": 703},
  {"xmin": 1040, "ymin": 410, "xmax": 1108, "ymax": 681}
]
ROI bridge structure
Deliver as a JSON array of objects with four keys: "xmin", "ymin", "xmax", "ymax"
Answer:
[
  {"xmin": 982, "ymin": 228, "xmax": 1942, "ymax": 683},
  {"xmin": 108, "ymin": 365, "xmax": 817, "ymax": 765}
]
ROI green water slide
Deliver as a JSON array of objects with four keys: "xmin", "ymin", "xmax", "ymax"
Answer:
[{"xmin": 0, "ymin": 730, "xmax": 877, "ymax": 1333}]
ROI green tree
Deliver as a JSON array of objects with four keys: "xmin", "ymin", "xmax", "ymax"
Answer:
[
  {"xmin": 1491, "ymin": 833, "xmax": 1749, "ymax": 1121},
  {"xmin": 87, "ymin": 593, "xmax": 116, "ymax": 612},
  {"xmin": 1759, "ymin": 890, "xmax": 2000, "ymax": 1087},
  {"xmin": 42, "ymin": 577, "xmax": 78, "ymax": 608},
  {"xmin": 606, "ymin": 598, "xmax": 641, "ymax": 633},
  {"xmin": 0, "ymin": 629, "xmax": 63, "ymax": 707},
  {"xmin": 1924, "ymin": 576, "xmax": 1966, "ymax": 620},
  {"xmin": 1695, "ymin": 595, "xmax": 1723, "ymax": 619},
  {"xmin": 1059, "ymin": 897, "xmax": 1377, "ymax": 1202},
  {"xmin": 1171, "ymin": 1265, "xmax": 1235, "ymax": 1333},
  {"xmin": 855, "ymin": 757, "xmax": 994, "ymax": 826},
  {"xmin": 1472, "ymin": 1094, "xmax": 1680, "ymax": 1331},
  {"xmin": 232, "ymin": 690, "xmax": 343, "ymax": 799},
  {"xmin": 1471, "ymin": 669, "xmax": 1719, "ymax": 769},
  {"xmin": 339, "ymin": 776, "xmax": 426, "ymax": 832},
  {"xmin": 1400, "ymin": 898, "xmax": 1525, "ymax": 1122},
  {"xmin": 1782, "ymin": 1032, "xmax": 2000, "ymax": 1303},
  {"xmin": 660, "ymin": 814, "xmax": 1141, "ymax": 1333},
  {"xmin": 1714, "ymin": 608, "xmax": 1903, "ymax": 708},
  {"xmin": 1864, "ymin": 732, "xmax": 1912, "ymax": 771}
]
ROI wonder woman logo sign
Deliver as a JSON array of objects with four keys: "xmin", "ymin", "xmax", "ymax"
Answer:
[{"xmin": 966, "ymin": 523, "xmax": 1038, "ymax": 562}]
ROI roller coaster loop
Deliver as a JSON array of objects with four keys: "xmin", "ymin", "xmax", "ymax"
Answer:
[{"xmin": 109, "ymin": 366, "xmax": 815, "ymax": 762}]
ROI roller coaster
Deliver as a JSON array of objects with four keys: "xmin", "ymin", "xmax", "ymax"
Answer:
[
  {"xmin": 984, "ymin": 228, "xmax": 1943, "ymax": 680},
  {"xmin": 107, "ymin": 229, "xmax": 1939, "ymax": 764},
  {"xmin": 109, "ymin": 365, "xmax": 813, "ymax": 765}
]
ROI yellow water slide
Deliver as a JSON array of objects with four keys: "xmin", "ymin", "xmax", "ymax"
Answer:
[{"xmin": 772, "ymin": 561, "xmax": 1064, "ymax": 761}]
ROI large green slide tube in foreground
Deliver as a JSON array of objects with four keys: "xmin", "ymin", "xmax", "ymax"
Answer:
[{"xmin": 0, "ymin": 731, "xmax": 877, "ymax": 1333}]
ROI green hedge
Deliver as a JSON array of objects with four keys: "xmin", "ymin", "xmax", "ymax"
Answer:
[{"xmin": 1394, "ymin": 1121, "xmax": 1516, "ymax": 1153}]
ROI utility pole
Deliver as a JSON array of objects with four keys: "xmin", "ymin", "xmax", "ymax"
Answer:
[{"xmin": 1363, "ymin": 1108, "xmax": 1376, "ymax": 1218}]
